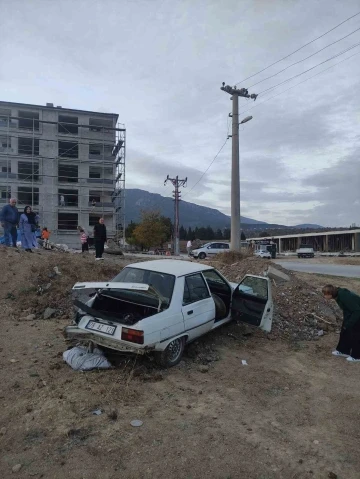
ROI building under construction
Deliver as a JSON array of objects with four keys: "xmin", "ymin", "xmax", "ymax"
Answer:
[{"xmin": 0, "ymin": 101, "xmax": 125, "ymax": 248}]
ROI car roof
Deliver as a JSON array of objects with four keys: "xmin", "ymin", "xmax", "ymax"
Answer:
[{"xmin": 125, "ymin": 259, "xmax": 214, "ymax": 277}]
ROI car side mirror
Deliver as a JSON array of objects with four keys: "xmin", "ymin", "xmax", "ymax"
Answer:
[{"xmin": 207, "ymin": 246, "xmax": 211, "ymax": 249}]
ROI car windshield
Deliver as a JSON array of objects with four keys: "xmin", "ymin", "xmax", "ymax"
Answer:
[{"xmin": 111, "ymin": 267, "xmax": 175, "ymax": 306}]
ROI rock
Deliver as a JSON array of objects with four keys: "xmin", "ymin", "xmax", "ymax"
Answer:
[
  {"xmin": 313, "ymin": 440, "xmax": 319, "ymax": 445},
  {"xmin": 199, "ymin": 365, "xmax": 209, "ymax": 373},
  {"xmin": 25, "ymin": 314, "xmax": 36, "ymax": 321},
  {"xmin": 328, "ymin": 473, "xmax": 337, "ymax": 479},
  {"xmin": 0, "ymin": 427, "xmax": 6, "ymax": 435},
  {"xmin": 10, "ymin": 359, "xmax": 18, "ymax": 363},
  {"xmin": 43, "ymin": 308, "xmax": 57, "ymax": 320},
  {"xmin": 12, "ymin": 464, "xmax": 22, "ymax": 473},
  {"xmin": 317, "ymin": 330, "xmax": 324, "ymax": 337}
]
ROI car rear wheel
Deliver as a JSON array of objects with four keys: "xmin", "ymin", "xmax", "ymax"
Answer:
[
  {"xmin": 157, "ymin": 337, "xmax": 185, "ymax": 368},
  {"xmin": 198, "ymin": 252, "xmax": 206, "ymax": 260}
]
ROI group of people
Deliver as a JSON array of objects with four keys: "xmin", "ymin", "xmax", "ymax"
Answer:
[
  {"xmin": 0, "ymin": 198, "xmax": 108, "ymax": 259},
  {"xmin": 1, "ymin": 199, "xmax": 360, "ymax": 360},
  {"xmin": 0, "ymin": 198, "xmax": 39, "ymax": 252}
]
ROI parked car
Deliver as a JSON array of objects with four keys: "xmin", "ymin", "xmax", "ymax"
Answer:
[
  {"xmin": 296, "ymin": 244, "xmax": 315, "ymax": 258},
  {"xmin": 255, "ymin": 250, "xmax": 272, "ymax": 259},
  {"xmin": 191, "ymin": 242, "xmax": 230, "ymax": 259},
  {"xmin": 65, "ymin": 260, "xmax": 273, "ymax": 367}
]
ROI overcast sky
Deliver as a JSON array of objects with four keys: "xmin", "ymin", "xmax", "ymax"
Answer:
[{"xmin": 1, "ymin": 0, "xmax": 359, "ymax": 227}]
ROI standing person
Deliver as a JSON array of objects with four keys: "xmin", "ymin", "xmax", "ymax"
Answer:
[
  {"xmin": 60, "ymin": 195, "xmax": 65, "ymax": 207},
  {"xmin": 186, "ymin": 239, "xmax": 192, "ymax": 256},
  {"xmin": 0, "ymin": 198, "xmax": 19, "ymax": 247},
  {"xmin": 41, "ymin": 227, "xmax": 51, "ymax": 250},
  {"xmin": 93, "ymin": 218, "xmax": 107, "ymax": 260},
  {"xmin": 79, "ymin": 228, "xmax": 89, "ymax": 253},
  {"xmin": 322, "ymin": 284, "xmax": 360, "ymax": 362},
  {"xmin": 19, "ymin": 206, "xmax": 39, "ymax": 252}
]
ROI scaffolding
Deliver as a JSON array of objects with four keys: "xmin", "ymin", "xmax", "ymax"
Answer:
[{"xmin": 0, "ymin": 102, "xmax": 126, "ymax": 247}]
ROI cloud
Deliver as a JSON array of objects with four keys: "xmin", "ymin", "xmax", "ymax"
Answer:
[{"xmin": 1, "ymin": 0, "xmax": 359, "ymax": 227}]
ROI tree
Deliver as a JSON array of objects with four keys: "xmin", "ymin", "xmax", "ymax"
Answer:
[
  {"xmin": 179, "ymin": 225, "xmax": 186, "ymax": 240},
  {"xmin": 241, "ymin": 231, "xmax": 246, "ymax": 241},
  {"xmin": 215, "ymin": 228, "xmax": 223, "ymax": 240},
  {"xmin": 258, "ymin": 231, "xmax": 271, "ymax": 238},
  {"xmin": 223, "ymin": 228, "xmax": 230, "ymax": 240},
  {"xmin": 205, "ymin": 226, "xmax": 215, "ymax": 240},
  {"xmin": 132, "ymin": 210, "xmax": 169, "ymax": 250}
]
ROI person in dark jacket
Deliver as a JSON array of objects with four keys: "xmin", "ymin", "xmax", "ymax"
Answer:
[
  {"xmin": 323, "ymin": 284, "xmax": 360, "ymax": 362},
  {"xmin": 93, "ymin": 218, "xmax": 107, "ymax": 260},
  {"xmin": 0, "ymin": 198, "xmax": 19, "ymax": 247}
]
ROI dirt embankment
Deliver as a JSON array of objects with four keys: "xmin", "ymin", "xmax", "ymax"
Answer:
[{"xmin": 207, "ymin": 254, "xmax": 341, "ymax": 340}]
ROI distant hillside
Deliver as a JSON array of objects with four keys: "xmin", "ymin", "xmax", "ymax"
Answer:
[
  {"xmin": 124, "ymin": 189, "xmax": 323, "ymax": 231},
  {"xmin": 125, "ymin": 189, "xmax": 264, "ymax": 229}
]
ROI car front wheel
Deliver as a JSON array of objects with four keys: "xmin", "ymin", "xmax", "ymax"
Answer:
[
  {"xmin": 198, "ymin": 252, "xmax": 206, "ymax": 260},
  {"xmin": 157, "ymin": 337, "xmax": 185, "ymax": 368}
]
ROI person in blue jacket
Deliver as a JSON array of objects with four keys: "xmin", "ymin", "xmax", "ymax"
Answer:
[
  {"xmin": 0, "ymin": 198, "xmax": 19, "ymax": 247},
  {"xmin": 323, "ymin": 284, "xmax": 360, "ymax": 362},
  {"xmin": 19, "ymin": 206, "xmax": 39, "ymax": 252}
]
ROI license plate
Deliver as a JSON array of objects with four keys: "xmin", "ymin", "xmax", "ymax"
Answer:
[{"xmin": 86, "ymin": 320, "xmax": 116, "ymax": 336}]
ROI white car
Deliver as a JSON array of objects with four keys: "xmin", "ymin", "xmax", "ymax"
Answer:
[
  {"xmin": 65, "ymin": 260, "xmax": 273, "ymax": 368},
  {"xmin": 191, "ymin": 242, "xmax": 230, "ymax": 259},
  {"xmin": 255, "ymin": 251, "xmax": 272, "ymax": 259}
]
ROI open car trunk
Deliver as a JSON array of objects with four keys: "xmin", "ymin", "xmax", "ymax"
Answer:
[{"xmin": 73, "ymin": 282, "xmax": 162, "ymax": 326}]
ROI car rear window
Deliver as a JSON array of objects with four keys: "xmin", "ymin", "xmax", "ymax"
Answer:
[{"xmin": 112, "ymin": 267, "xmax": 175, "ymax": 305}]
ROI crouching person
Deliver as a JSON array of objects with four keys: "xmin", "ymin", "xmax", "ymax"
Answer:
[{"xmin": 322, "ymin": 284, "xmax": 360, "ymax": 362}]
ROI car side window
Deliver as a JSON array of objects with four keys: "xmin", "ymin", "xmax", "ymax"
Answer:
[
  {"xmin": 223, "ymin": 244, "xmax": 229, "ymax": 249},
  {"xmin": 209, "ymin": 243, "xmax": 218, "ymax": 249},
  {"xmin": 183, "ymin": 274, "xmax": 210, "ymax": 305}
]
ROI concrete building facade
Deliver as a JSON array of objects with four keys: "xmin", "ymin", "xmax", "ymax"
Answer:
[{"xmin": 0, "ymin": 101, "xmax": 125, "ymax": 248}]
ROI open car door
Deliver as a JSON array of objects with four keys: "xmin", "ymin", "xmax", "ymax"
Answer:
[{"xmin": 231, "ymin": 275, "xmax": 273, "ymax": 332}]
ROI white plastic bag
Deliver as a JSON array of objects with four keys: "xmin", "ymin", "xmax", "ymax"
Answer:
[{"xmin": 63, "ymin": 346, "xmax": 112, "ymax": 371}]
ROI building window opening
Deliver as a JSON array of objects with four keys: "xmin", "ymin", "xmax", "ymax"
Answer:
[
  {"xmin": 89, "ymin": 117, "xmax": 113, "ymax": 132},
  {"xmin": 58, "ymin": 213, "xmax": 78, "ymax": 230},
  {"xmin": 18, "ymin": 111, "xmax": 40, "ymax": 131},
  {"xmin": 18, "ymin": 137, "xmax": 40, "ymax": 156},
  {"xmin": 58, "ymin": 164, "xmax": 78, "ymax": 183},
  {"xmin": 58, "ymin": 141, "xmax": 78, "ymax": 158},
  {"xmin": 58, "ymin": 189, "xmax": 79, "ymax": 207},
  {"xmin": 18, "ymin": 162, "xmax": 39, "ymax": 181},
  {"xmin": 58, "ymin": 115, "xmax": 78, "ymax": 135},
  {"xmin": 18, "ymin": 187, "xmax": 39, "ymax": 206}
]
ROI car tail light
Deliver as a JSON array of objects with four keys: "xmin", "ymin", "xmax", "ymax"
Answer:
[{"xmin": 121, "ymin": 328, "xmax": 144, "ymax": 344}]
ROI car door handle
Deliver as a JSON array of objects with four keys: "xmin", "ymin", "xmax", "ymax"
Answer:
[{"xmin": 187, "ymin": 310, "xmax": 193, "ymax": 315}]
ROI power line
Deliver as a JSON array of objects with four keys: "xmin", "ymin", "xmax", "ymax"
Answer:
[
  {"xmin": 248, "ymin": 26, "xmax": 360, "ymax": 89},
  {"xmin": 183, "ymin": 138, "xmax": 229, "ymax": 198},
  {"xmin": 237, "ymin": 49, "xmax": 360, "ymax": 117},
  {"xmin": 234, "ymin": 11, "xmax": 360, "ymax": 86},
  {"xmin": 258, "ymin": 41, "xmax": 360, "ymax": 96}
]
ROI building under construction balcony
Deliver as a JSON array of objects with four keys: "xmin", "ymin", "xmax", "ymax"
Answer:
[{"xmin": 0, "ymin": 101, "xmax": 126, "ymax": 248}]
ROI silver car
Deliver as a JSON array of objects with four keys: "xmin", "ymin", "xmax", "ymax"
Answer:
[{"xmin": 191, "ymin": 242, "xmax": 230, "ymax": 260}]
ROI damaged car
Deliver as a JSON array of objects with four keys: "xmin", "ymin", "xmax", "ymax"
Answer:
[{"xmin": 65, "ymin": 260, "xmax": 273, "ymax": 367}]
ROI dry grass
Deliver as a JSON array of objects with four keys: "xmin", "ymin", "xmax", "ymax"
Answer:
[{"xmin": 213, "ymin": 250, "xmax": 253, "ymax": 265}]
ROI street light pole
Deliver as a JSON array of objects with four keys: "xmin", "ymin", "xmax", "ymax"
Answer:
[{"xmin": 221, "ymin": 83, "xmax": 257, "ymax": 251}]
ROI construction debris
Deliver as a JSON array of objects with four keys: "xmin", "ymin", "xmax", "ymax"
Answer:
[{"xmin": 208, "ymin": 256, "xmax": 340, "ymax": 340}]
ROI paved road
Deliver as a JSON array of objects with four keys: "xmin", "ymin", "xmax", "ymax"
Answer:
[{"xmin": 274, "ymin": 261, "xmax": 360, "ymax": 278}]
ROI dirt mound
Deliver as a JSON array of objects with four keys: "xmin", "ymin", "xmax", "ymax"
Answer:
[
  {"xmin": 208, "ymin": 256, "xmax": 341, "ymax": 340},
  {"xmin": 0, "ymin": 247, "xmax": 125, "ymax": 320}
]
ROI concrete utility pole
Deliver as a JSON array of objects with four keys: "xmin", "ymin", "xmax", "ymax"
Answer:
[
  {"xmin": 221, "ymin": 83, "xmax": 257, "ymax": 251},
  {"xmin": 164, "ymin": 175, "xmax": 187, "ymax": 255}
]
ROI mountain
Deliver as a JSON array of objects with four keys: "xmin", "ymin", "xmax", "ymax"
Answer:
[
  {"xmin": 293, "ymin": 223, "xmax": 323, "ymax": 229},
  {"xmin": 125, "ymin": 189, "xmax": 264, "ymax": 229},
  {"xmin": 124, "ymin": 189, "xmax": 323, "ymax": 231}
]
